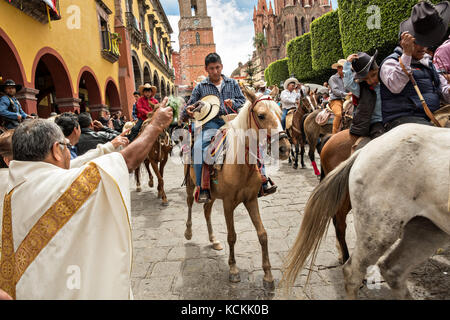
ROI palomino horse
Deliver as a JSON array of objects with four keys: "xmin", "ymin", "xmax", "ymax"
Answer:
[
  {"xmin": 286, "ymin": 90, "xmax": 314, "ymax": 169},
  {"xmin": 125, "ymin": 118, "xmax": 173, "ymax": 205},
  {"xmin": 283, "ymin": 124, "xmax": 450, "ymax": 299},
  {"xmin": 184, "ymin": 88, "xmax": 291, "ymax": 289}
]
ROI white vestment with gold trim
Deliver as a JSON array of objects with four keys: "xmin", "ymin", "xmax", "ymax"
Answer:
[{"xmin": 0, "ymin": 152, "xmax": 132, "ymax": 300}]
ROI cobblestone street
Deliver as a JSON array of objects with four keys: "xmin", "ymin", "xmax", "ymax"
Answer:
[{"xmin": 130, "ymin": 149, "xmax": 450, "ymax": 300}]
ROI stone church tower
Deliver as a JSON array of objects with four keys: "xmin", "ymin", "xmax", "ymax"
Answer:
[
  {"xmin": 178, "ymin": 0, "xmax": 216, "ymax": 96},
  {"xmin": 254, "ymin": 0, "xmax": 331, "ymax": 71}
]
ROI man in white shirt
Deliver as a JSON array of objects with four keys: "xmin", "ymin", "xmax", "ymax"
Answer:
[{"xmin": 280, "ymin": 77, "xmax": 300, "ymax": 130}]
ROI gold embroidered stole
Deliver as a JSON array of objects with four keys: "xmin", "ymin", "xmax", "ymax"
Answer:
[{"xmin": 0, "ymin": 163, "xmax": 101, "ymax": 299}]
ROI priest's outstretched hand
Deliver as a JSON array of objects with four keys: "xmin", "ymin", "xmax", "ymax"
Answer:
[{"xmin": 120, "ymin": 97, "xmax": 173, "ymax": 172}]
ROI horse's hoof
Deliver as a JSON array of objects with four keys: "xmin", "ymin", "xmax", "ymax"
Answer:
[
  {"xmin": 212, "ymin": 241, "xmax": 223, "ymax": 251},
  {"xmin": 293, "ymin": 164, "xmax": 298, "ymax": 170},
  {"xmin": 263, "ymin": 280, "xmax": 275, "ymax": 291},
  {"xmin": 161, "ymin": 200, "xmax": 169, "ymax": 207},
  {"xmin": 301, "ymin": 164, "xmax": 306, "ymax": 169},
  {"xmin": 136, "ymin": 186, "xmax": 142, "ymax": 192},
  {"xmin": 184, "ymin": 229, "xmax": 192, "ymax": 240},
  {"xmin": 229, "ymin": 273, "xmax": 241, "ymax": 283}
]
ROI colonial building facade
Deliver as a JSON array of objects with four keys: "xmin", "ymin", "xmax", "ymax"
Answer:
[
  {"xmin": 253, "ymin": 0, "xmax": 332, "ymax": 71},
  {"xmin": 177, "ymin": 0, "xmax": 216, "ymax": 98},
  {"xmin": 0, "ymin": 0, "xmax": 175, "ymax": 120}
]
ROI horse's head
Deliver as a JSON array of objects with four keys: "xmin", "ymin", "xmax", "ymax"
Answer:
[
  {"xmin": 309, "ymin": 88, "xmax": 319, "ymax": 109},
  {"xmin": 241, "ymin": 86, "xmax": 290, "ymax": 160},
  {"xmin": 298, "ymin": 89, "xmax": 314, "ymax": 113}
]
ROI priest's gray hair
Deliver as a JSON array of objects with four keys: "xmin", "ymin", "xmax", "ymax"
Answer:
[{"xmin": 13, "ymin": 119, "xmax": 65, "ymax": 161}]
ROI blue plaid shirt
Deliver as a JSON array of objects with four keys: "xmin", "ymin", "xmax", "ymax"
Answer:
[{"xmin": 182, "ymin": 75, "xmax": 246, "ymax": 123}]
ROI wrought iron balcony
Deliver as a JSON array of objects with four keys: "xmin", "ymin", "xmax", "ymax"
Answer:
[
  {"xmin": 101, "ymin": 30, "xmax": 120, "ymax": 63},
  {"xmin": 142, "ymin": 31, "xmax": 175, "ymax": 81},
  {"xmin": 125, "ymin": 12, "xmax": 142, "ymax": 49},
  {"xmin": 5, "ymin": 0, "xmax": 61, "ymax": 24}
]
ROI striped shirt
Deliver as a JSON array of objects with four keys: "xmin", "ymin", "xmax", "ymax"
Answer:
[{"xmin": 182, "ymin": 75, "xmax": 246, "ymax": 122}]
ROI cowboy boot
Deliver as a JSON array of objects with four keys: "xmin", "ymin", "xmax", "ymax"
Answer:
[{"xmin": 258, "ymin": 178, "xmax": 277, "ymax": 197}]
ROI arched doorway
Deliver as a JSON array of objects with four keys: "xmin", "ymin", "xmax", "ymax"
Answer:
[
  {"xmin": 132, "ymin": 52, "xmax": 142, "ymax": 90},
  {"xmin": 0, "ymin": 29, "xmax": 26, "ymax": 88},
  {"xmin": 143, "ymin": 63, "xmax": 152, "ymax": 85},
  {"xmin": 105, "ymin": 79, "xmax": 121, "ymax": 112},
  {"xmin": 33, "ymin": 51, "xmax": 74, "ymax": 118},
  {"xmin": 0, "ymin": 28, "xmax": 35, "ymax": 113},
  {"xmin": 153, "ymin": 71, "xmax": 160, "ymax": 100},
  {"xmin": 78, "ymin": 68, "xmax": 102, "ymax": 115}
]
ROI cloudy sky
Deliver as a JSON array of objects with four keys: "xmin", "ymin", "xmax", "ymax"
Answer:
[{"xmin": 162, "ymin": 0, "xmax": 338, "ymax": 76}]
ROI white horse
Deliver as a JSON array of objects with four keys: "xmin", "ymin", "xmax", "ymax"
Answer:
[{"xmin": 283, "ymin": 123, "xmax": 450, "ymax": 299}]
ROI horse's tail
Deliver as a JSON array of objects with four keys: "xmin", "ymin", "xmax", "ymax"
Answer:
[{"xmin": 282, "ymin": 149, "xmax": 361, "ymax": 290}]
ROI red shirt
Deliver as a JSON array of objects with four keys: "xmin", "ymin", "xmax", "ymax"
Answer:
[{"xmin": 136, "ymin": 96, "xmax": 158, "ymax": 121}]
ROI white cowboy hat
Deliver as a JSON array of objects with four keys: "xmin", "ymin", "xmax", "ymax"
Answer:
[
  {"xmin": 331, "ymin": 59, "xmax": 347, "ymax": 70},
  {"xmin": 193, "ymin": 95, "xmax": 220, "ymax": 127},
  {"xmin": 139, "ymin": 83, "xmax": 157, "ymax": 96},
  {"xmin": 254, "ymin": 80, "xmax": 267, "ymax": 89},
  {"xmin": 283, "ymin": 77, "xmax": 300, "ymax": 90}
]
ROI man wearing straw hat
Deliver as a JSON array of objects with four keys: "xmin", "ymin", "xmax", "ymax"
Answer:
[
  {"xmin": 380, "ymin": 1, "xmax": 450, "ymax": 131},
  {"xmin": 128, "ymin": 83, "xmax": 158, "ymax": 141},
  {"xmin": 280, "ymin": 77, "xmax": 300, "ymax": 131},
  {"xmin": 254, "ymin": 80, "xmax": 271, "ymax": 96},
  {"xmin": 181, "ymin": 53, "xmax": 247, "ymax": 202},
  {"xmin": 329, "ymin": 59, "xmax": 351, "ymax": 134}
]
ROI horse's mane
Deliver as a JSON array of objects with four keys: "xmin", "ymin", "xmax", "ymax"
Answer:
[{"xmin": 229, "ymin": 97, "xmax": 280, "ymax": 130}]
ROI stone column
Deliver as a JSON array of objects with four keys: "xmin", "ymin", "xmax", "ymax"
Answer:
[
  {"xmin": 16, "ymin": 87, "xmax": 39, "ymax": 115},
  {"xmin": 89, "ymin": 104, "xmax": 109, "ymax": 120},
  {"xmin": 55, "ymin": 97, "xmax": 81, "ymax": 114}
]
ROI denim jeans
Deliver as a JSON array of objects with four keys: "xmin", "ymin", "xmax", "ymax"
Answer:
[{"xmin": 192, "ymin": 120, "xmax": 223, "ymax": 187}]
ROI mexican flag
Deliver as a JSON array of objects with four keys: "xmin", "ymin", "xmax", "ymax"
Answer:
[{"xmin": 42, "ymin": 0, "xmax": 58, "ymax": 14}]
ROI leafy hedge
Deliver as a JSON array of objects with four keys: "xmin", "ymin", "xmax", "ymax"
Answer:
[
  {"xmin": 264, "ymin": 58, "xmax": 289, "ymax": 87},
  {"xmin": 311, "ymin": 10, "xmax": 344, "ymax": 73},
  {"xmin": 287, "ymin": 33, "xmax": 314, "ymax": 82},
  {"xmin": 338, "ymin": 0, "xmax": 441, "ymax": 60}
]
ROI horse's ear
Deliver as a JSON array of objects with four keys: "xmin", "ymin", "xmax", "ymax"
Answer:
[
  {"xmin": 242, "ymin": 85, "xmax": 257, "ymax": 103},
  {"xmin": 314, "ymin": 88, "xmax": 318, "ymax": 94},
  {"xmin": 270, "ymin": 86, "xmax": 279, "ymax": 98}
]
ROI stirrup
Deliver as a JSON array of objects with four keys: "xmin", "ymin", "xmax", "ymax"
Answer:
[{"xmin": 258, "ymin": 178, "xmax": 277, "ymax": 198}]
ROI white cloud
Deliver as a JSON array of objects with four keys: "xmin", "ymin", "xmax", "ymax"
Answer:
[{"xmin": 168, "ymin": 0, "xmax": 255, "ymax": 76}]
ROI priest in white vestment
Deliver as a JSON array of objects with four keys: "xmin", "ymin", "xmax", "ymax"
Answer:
[{"xmin": 0, "ymin": 99, "xmax": 173, "ymax": 299}]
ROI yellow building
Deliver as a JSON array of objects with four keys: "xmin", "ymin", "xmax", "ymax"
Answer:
[{"xmin": 0, "ymin": 0, "xmax": 175, "ymax": 119}]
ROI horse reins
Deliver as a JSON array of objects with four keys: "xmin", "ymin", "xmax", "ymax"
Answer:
[{"xmin": 248, "ymin": 96, "xmax": 288, "ymax": 142}]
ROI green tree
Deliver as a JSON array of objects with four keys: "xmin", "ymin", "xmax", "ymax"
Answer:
[
  {"xmin": 253, "ymin": 32, "xmax": 268, "ymax": 52},
  {"xmin": 245, "ymin": 56, "xmax": 259, "ymax": 87}
]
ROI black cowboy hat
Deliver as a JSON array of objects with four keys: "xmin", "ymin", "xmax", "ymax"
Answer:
[
  {"xmin": 0, "ymin": 79, "xmax": 22, "ymax": 92},
  {"xmin": 400, "ymin": 1, "xmax": 450, "ymax": 47},
  {"xmin": 352, "ymin": 50, "xmax": 379, "ymax": 80}
]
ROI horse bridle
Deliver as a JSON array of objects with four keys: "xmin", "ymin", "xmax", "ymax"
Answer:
[{"xmin": 248, "ymin": 96, "xmax": 289, "ymax": 145}]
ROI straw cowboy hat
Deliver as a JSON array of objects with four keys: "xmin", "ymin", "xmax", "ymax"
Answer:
[
  {"xmin": 400, "ymin": 1, "xmax": 450, "ymax": 47},
  {"xmin": 139, "ymin": 83, "xmax": 157, "ymax": 96},
  {"xmin": 352, "ymin": 50, "xmax": 379, "ymax": 80},
  {"xmin": 331, "ymin": 59, "xmax": 347, "ymax": 70},
  {"xmin": 254, "ymin": 80, "xmax": 267, "ymax": 89},
  {"xmin": 193, "ymin": 95, "xmax": 220, "ymax": 127},
  {"xmin": 283, "ymin": 77, "xmax": 300, "ymax": 90},
  {"xmin": 0, "ymin": 79, "xmax": 22, "ymax": 92}
]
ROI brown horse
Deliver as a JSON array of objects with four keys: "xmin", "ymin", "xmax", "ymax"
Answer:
[
  {"xmin": 303, "ymin": 96, "xmax": 354, "ymax": 177},
  {"xmin": 286, "ymin": 90, "xmax": 314, "ymax": 169},
  {"xmin": 133, "ymin": 119, "xmax": 173, "ymax": 206},
  {"xmin": 183, "ymin": 87, "xmax": 291, "ymax": 289}
]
